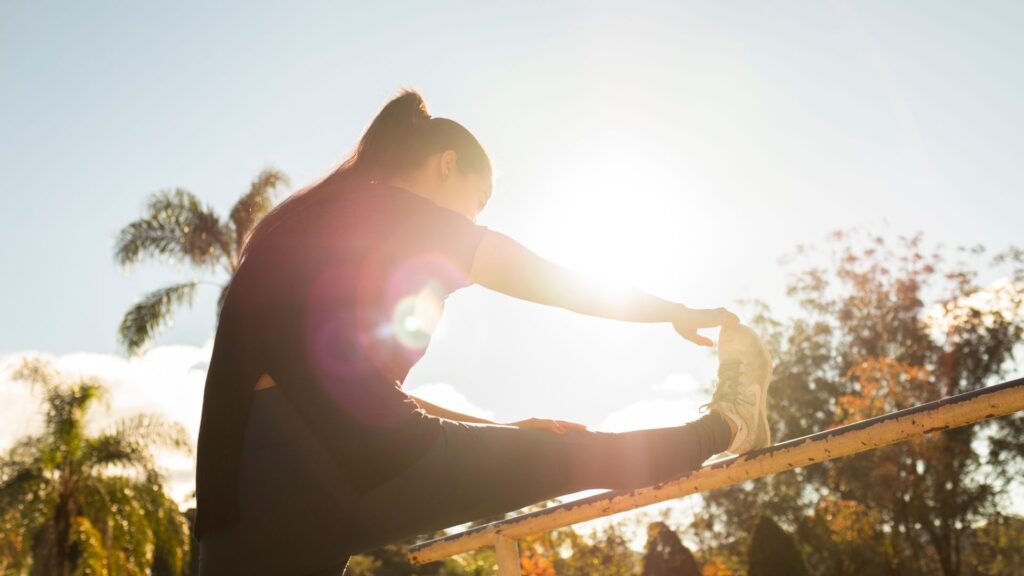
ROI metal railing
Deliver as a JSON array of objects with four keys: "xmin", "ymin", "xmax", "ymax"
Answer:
[{"xmin": 407, "ymin": 377, "xmax": 1024, "ymax": 573}]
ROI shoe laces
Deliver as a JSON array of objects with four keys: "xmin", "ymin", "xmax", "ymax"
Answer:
[{"xmin": 699, "ymin": 359, "xmax": 750, "ymax": 414}]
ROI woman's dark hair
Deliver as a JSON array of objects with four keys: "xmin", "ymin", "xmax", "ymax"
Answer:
[{"xmin": 240, "ymin": 88, "xmax": 491, "ymax": 261}]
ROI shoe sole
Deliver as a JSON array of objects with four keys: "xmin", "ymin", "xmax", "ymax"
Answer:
[
  {"xmin": 723, "ymin": 324, "xmax": 773, "ymax": 454},
  {"xmin": 748, "ymin": 326, "xmax": 772, "ymax": 452}
]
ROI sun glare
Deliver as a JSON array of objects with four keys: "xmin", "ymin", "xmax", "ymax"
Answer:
[{"xmin": 524, "ymin": 136, "xmax": 724, "ymax": 296}]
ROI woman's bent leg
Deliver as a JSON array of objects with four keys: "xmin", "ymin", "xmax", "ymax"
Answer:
[
  {"xmin": 198, "ymin": 387, "xmax": 358, "ymax": 576},
  {"xmin": 348, "ymin": 412, "xmax": 731, "ymax": 553}
]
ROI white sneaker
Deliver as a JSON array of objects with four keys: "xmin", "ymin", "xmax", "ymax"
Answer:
[{"xmin": 699, "ymin": 323, "xmax": 773, "ymax": 455}]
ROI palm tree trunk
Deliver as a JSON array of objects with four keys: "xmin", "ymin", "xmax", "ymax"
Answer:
[
  {"xmin": 53, "ymin": 493, "xmax": 73, "ymax": 576},
  {"xmin": 30, "ymin": 522, "xmax": 58, "ymax": 576}
]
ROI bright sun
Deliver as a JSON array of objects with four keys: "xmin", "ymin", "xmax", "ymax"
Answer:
[{"xmin": 520, "ymin": 137, "xmax": 723, "ymax": 296}]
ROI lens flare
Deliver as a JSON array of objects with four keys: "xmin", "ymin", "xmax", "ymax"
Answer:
[
  {"xmin": 391, "ymin": 281, "xmax": 445, "ymax": 350},
  {"xmin": 305, "ymin": 247, "xmax": 471, "ymax": 427},
  {"xmin": 350, "ymin": 249, "xmax": 470, "ymax": 385}
]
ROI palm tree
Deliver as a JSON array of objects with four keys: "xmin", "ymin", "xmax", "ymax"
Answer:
[
  {"xmin": 0, "ymin": 357, "xmax": 193, "ymax": 575},
  {"xmin": 114, "ymin": 168, "xmax": 289, "ymax": 355}
]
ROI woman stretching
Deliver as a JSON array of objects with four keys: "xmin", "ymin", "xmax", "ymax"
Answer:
[{"xmin": 194, "ymin": 89, "xmax": 773, "ymax": 575}]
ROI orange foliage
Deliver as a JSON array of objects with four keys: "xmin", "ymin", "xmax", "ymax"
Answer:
[
  {"xmin": 520, "ymin": 553, "xmax": 556, "ymax": 576},
  {"xmin": 701, "ymin": 557, "xmax": 735, "ymax": 576},
  {"xmin": 837, "ymin": 358, "xmax": 934, "ymax": 425},
  {"xmin": 813, "ymin": 496, "xmax": 879, "ymax": 544}
]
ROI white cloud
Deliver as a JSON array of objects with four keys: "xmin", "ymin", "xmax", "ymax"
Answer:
[
  {"xmin": 596, "ymin": 372, "xmax": 707, "ymax": 433},
  {"xmin": 651, "ymin": 372, "xmax": 704, "ymax": 395},
  {"xmin": 596, "ymin": 399, "xmax": 708, "ymax": 433},
  {"xmin": 402, "ymin": 382, "xmax": 496, "ymax": 422}
]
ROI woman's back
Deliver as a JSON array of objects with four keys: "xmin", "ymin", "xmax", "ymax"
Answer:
[{"xmin": 193, "ymin": 180, "xmax": 488, "ymax": 540}]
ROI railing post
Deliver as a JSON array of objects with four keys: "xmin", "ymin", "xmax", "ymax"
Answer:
[{"xmin": 494, "ymin": 534, "xmax": 520, "ymax": 575}]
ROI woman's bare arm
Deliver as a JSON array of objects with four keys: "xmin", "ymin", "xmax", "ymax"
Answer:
[
  {"xmin": 467, "ymin": 229, "xmax": 738, "ymax": 346},
  {"xmin": 408, "ymin": 394, "xmax": 498, "ymax": 424},
  {"xmin": 408, "ymin": 393, "xmax": 588, "ymax": 433}
]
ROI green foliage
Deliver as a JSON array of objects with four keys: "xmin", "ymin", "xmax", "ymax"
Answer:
[
  {"xmin": 553, "ymin": 524, "xmax": 637, "ymax": 575},
  {"xmin": 442, "ymin": 548, "xmax": 499, "ymax": 575},
  {"xmin": 344, "ymin": 527, "xmax": 498, "ymax": 575},
  {"xmin": 117, "ymin": 282, "xmax": 198, "ymax": 358},
  {"xmin": 0, "ymin": 358, "xmax": 192, "ymax": 575},
  {"xmin": 345, "ymin": 531, "xmax": 450, "ymax": 575},
  {"xmin": 228, "ymin": 168, "xmax": 289, "ymax": 253},
  {"xmin": 748, "ymin": 515, "xmax": 808, "ymax": 576},
  {"xmin": 113, "ymin": 168, "xmax": 288, "ymax": 355},
  {"xmin": 68, "ymin": 516, "xmax": 105, "ymax": 576},
  {"xmin": 349, "ymin": 504, "xmax": 647, "ymax": 575},
  {"xmin": 114, "ymin": 189, "xmax": 228, "ymax": 271},
  {"xmin": 960, "ymin": 512, "xmax": 1024, "ymax": 574}
]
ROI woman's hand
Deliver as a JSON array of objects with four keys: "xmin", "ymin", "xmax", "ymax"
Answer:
[
  {"xmin": 506, "ymin": 417, "xmax": 589, "ymax": 434},
  {"xmin": 672, "ymin": 306, "xmax": 740, "ymax": 347}
]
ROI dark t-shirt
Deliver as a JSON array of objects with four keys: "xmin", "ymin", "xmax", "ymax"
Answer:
[{"xmin": 193, "ymin": 180, "xmax": 489, "ymax": 539}]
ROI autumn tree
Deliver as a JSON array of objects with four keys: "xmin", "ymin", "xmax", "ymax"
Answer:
[{"xmin": 694, "ymin": 230, "xmax": 1024, "ymax": 576}]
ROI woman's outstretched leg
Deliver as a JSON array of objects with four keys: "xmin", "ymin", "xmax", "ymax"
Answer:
[
  {"xmin": 352, "ymin": 323, "xmax": 775, "ymax": 552},
  {"xmin": 347, "ymin": 411, "xmax": 733, "ymax": 553}
]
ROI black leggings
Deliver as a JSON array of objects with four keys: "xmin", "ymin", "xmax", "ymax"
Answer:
[{"xmin": 198, "ymin": 386, "xmax": 731, "ymax": 575}]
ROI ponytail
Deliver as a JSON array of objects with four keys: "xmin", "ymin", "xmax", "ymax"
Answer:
[
  {"xmin": 239, "ymin": 88, "xmax": 491, "ymax": 261},
  {"xmin": 330, "ymin": 89, "xmax": 432, "ymax": 184}
]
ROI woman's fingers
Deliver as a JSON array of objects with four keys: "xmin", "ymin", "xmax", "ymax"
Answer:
[
  {"xmin": 695, "ymin": 307, "xmax": 740, "ymax": 328},
  {"xmin": 682, "ymin": 331, "xmax": 715, "ymax": 347},
  {"xmin": 719, "ymin": 308, "xmax": 741, "ymax": 327},
  {"xmin": 555, "ymin": 419, "xmax": 588, "ymax": 431},
  {"xmin": 675, "ymin": 307, "xmax": 740, "ymax": 330},
  {"xmin": 672, "ymin": 307, "xmax": 739, "ymax": 348}
]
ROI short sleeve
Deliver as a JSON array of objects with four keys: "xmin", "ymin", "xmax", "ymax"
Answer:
[
  {"xmin": 426, "ymin": 204, "xmax": 488, "ymax": 280},
  {"xmin": 397, "ymin": 191, "xmax": 489, "ymax": 284}
]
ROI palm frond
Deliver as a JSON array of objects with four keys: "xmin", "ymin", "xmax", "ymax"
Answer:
[
  {"xmin": 228, "ymin": 167, "xmax": 289, "ymax": 260},
  {"xmin": 0, "ymin": 505, "xmax": 40, "ymax": 574},
  {"xmin": 82, "ymin": 413, "xmax": 192, "ymax": 472},
  {"xmin": 0, "ymin": 466, "xmax": 48, "ymax": 512},
  {"xmin": 79, "ymin": 433, "xmax": 146, "ymax": 471},
  {"xmin": 117, "ymin": 281, "xmax": 198, "ymax": 356},
  {"xmin": 7, "ymin": 356, "xmax": 60, "ymax": 397},
  {"xmin": 114, "ymin": 188, "xmax": 230, "ymax": 270},
  {"xmin": 77, "ymin": 476, "xmax": 156, "ymax": 573},
  {"xmin": 40, "ymin": 377, "xmax": 105, "ymax": 463},
  {"xmin": 0, "ymin": 437, "xmax": 47, "ymax": 478},
  {"xmin": 135, "ymin": 471, "xmax": 190, "ymax": 574},
  {"xmin": 119, "ymin": 413, "xmax": 192, "ymax": 455},
  {"xmin": 0, "ymin": 442, "xmax": 53, "ymax": 549},
  {"xmin": 8, "ymin": 358, "xmax": 106, "ymax": 462},
  {"xmin": 69, "ymin": 517, "xmax": 107, "ymax": 574}
]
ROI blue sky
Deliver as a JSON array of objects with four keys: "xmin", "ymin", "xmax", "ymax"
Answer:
[{"xmin": 2, "ymin": 0, "xmax": 1023, "ymax": 539}]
